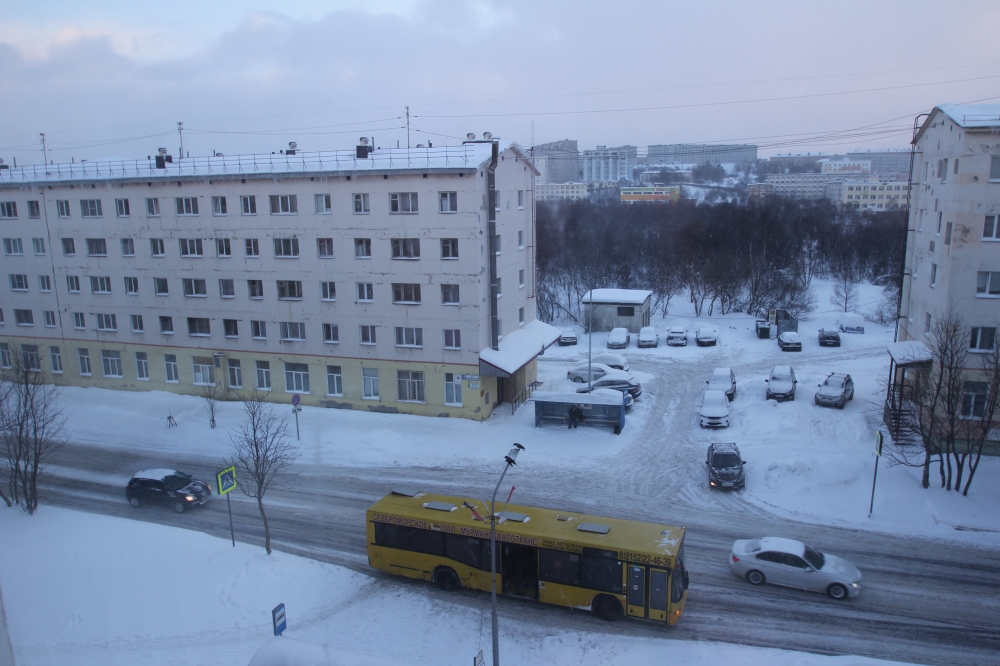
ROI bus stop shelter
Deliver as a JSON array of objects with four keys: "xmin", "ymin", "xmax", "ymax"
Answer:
[{"xmin": 530, "ymin": 391, "xmax": 626, "ymax": 434}]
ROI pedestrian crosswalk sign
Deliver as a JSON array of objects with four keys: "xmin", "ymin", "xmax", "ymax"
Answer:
[
  {"xmin": 217, "ymin": 466, "xmax": 237, "ymax": 495},
  {"xmin": 875, "ymin": 431, "xmax": 884, "ymax": 457}
]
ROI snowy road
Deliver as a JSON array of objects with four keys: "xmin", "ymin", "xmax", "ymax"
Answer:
[{"xmin": 39, "ymin": 340, "xmax": 1000, "ymax": 666}]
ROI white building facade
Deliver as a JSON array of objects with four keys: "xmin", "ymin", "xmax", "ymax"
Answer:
[{"xmin": 581, "ymin": 146, "xmax": 637, "ymax": 183}]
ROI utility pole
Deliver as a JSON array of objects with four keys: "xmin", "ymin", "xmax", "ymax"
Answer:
[
  {"xmin": 489, "ymin": 443, "xmax": 524, "ymax": 666},
  {"xmin": 39, "ymin": 133, "xmax": 48, "ymax": 167},
  {"xmin": 405, "ymin": 106, "xmax": 410, "ymax": 149},
  {"xmin": 177, "ymin": 121, "xmax": 184, "ymax": 160}
]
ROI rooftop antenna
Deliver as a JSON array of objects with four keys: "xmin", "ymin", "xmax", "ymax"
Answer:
[
  {"xmin": 177, "ymin": 122, "xmax": 184, "ymax": 161},
  {"xmin": 40, "ymin": 133, "xmax": 48, "ymax": 168},
  {"xmin": 406, "ymin": 106, "xmax": 410, "ymax": 149}
]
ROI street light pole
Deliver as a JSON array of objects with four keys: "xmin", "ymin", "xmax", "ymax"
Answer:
[
  {"xmin": 587, "ymin": 289, "xmax": 593, "ymax": 392},
  {"xmin": 490, "ymin": 443, "xmax": 524, "ymax": 666}
]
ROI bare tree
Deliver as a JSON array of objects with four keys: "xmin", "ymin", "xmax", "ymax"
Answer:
[
  {"xmin": 225, "ymin": 389, "xmax": 297, "ymax": 554},
  {"xmin": 201, "ymin": 381, "xmax": 222, "ymax": 429},
  {"xmin": 0, "ymin": 342, "xmax": 65, "ymax": 514},
  {"xmin": 830, "ymin": 266, "xmax": 860, "ymax": 313}
]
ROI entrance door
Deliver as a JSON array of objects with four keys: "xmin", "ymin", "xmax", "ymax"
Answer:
[
  {"xmin": 626, "ymin": 565, "xmax": 645, "ymax": 617},
  {"xmin": 648, "ymin": 568, "xmax": 668, "ymax": 621},
  {"xmin": 501, "ymin": 543, "xmax": 538, "ymax": 600}
]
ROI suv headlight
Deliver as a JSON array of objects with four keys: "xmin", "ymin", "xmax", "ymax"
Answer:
[{"xmin": 185, "ymin": 494, "xmax": 196, "ymax": 501}]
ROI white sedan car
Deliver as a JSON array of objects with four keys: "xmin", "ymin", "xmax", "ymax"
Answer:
[
  {"xmin": 591, "ymin": 352, "xmax": 628, "ymax": 372},
  {"xmin": 696, "ymin": 327, "xmax": 718, "ymax": 346},
  {"xmin": 566, "ymin": 362, "xmax": 614, "ymax": 383},
  {"xmin": 699, "ymin": 389, "xmax": 731, "ymax": 428},
  {"xmin": 666, "ymin": 326, "xmax": 688, "ymax": 346},
  {"xmin": 729, "ymin": 537, "xmax": 862, "ymax": 600},
  {"xmin": 607, "ymin": 328, "xmax": 631, "ymax": 349},
  {"xmin": 638, "ymin": 326, "xmax": 658, "ymax": 348}
]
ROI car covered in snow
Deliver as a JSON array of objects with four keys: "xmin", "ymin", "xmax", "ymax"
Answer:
[
  {"xmin": 765, "ymin": 365, "xmax": 797, "ymax": 401},
  {"xmin": 638, "ymin": 326, "xmax": 659, "ymax": 348},
  {"xmin": 729, "ymin": 537, "xmax": 862, "ymax": 600},
  {"xmin": 583, "ymin": 387, "xmax": 634, "ymax": 411},
  {"xmin": 566, "ymin": 362, "xmax": 615, "ymax": 383},
  {"xmin": 558, "ymin": 329, "xmax": 578, "ymax": 346},
  {"xmin": 575, "ymin": 370, "xmax": 642, "ymax": 399},
  {"xmin": 815, "ymin": 373, "xmax": 855, "ymax": 409},
  {"xmin": 666, "ymin": 326, "xmax": 689, "ymax": 346},
  {"xmin": 836, "ymin": 313, "xmax": 865, "ymax": 334},
  {"xmin": 606, "ymin": 327, "xmax": 631, "ymax": 349},
  {"xmin": 706, "ymin": 442, "xmax": 745, "ymax": 489},
  {"xmin": 695, "ymin": 328, "xmax": 718, "ymax": 347},
  {"xmin": 777, "ymin": 331, "xmax": 802, "ymax": 351},
  {"xmin": 818, "ymin": 329, "xmax": 841, "ymax": 347},
  {"xmin": 126, "ymin": 469, "xmax": 211, "ymax": 513},
  {"xmin": 707, "ymin": 367, "xmax": 736, "ymax": 401},
  {"xmin": 699, "ymin": 390, "xmax": 732, "ymax": 428},
  {"xmin": 591, "ymin": 352, "xmax": 629, "ymax": 372}
]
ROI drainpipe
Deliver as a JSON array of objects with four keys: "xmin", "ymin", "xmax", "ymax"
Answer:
[{"xmin": 488, "ymin": 140, "xmax": 500, "ymax": 351}]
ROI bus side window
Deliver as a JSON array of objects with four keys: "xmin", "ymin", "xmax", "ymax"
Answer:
[
  {"xmin": 374, "ymin": 522, "xmax": 410, "ymax": 550},
  {"xmin": 480, "ymin": 539, "xmax": 500, "ymax": 572},
  {"xmin": 581, "ymin": 555, "xmax": 622, "ymax": 593},
  {"xmin": 539, "ymin": 549, "xmax": 581, "ymax": 587},
  {"xmin": 445, "ymin": 534, "xmax": 482, "ymax": 569},
  {"xmin": 409, "ymin": 528, "xmax": 445, "ymax": 556}
]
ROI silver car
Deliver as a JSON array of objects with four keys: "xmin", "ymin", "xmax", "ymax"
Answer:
[
  {"xmin": 607, "ymin": 327, "xmax": 630, "ymax": 349},
  {"xmin": 729, "ymin": 537, "xmax": 862, "ymax": 600},
  {"xmin": 566, "ymin": 362, "xmax": 614, "ymax": 383},
  {"xmin": 591, "ymin": 352, "xmax": 629, "ymax": 372}
]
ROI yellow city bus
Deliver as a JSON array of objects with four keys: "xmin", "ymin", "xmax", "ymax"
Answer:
[{"xmin": 366, "ymin": 491, "xmax": 689, "ymax": 624}]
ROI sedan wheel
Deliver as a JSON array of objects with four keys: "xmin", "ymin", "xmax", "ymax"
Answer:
[
  {"xmin": 746, "ymin": 570, "xmax": 766, "ymax": 586},
  {"xmin": 573, "ymin": 377, "xmax": 584, "ymax": 383},
  {"xmin": 827, "ymin": 583, "xmax": 848, "ymax": 600},
  {"xmin": 128, "ymin": 496, "xmax": 140, "ymax": 508},
  {"xmin": 173, "ymin": 501, "xmax": 186, "ymax": 514}
]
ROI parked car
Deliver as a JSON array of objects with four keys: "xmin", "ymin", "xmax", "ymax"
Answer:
[
  {"xmin": 585, "ymin": 387, "xmax": 634, "ymax": 411},
  {"xmin": 696, "ymin": 327, "xmax": 718, "ymax": 347},
  {"xmin": 728, "ymin": 537, "xmax": 862, "ymax": 600},
  {"xmin": 558, "ymin": 329, "xmax": 578, "ymax": 346},
  {"xmin": 765, "ymin": 365, "xmax": 797, "ymax": 401},
  {"xmin": 567, "ymin": 362, "xmax": 614, "ymax": 383},
  {"xmin": 707, "ymin": 367, "xmax": 737, "ymax": 401},
  {"xmin": 777, "ymin": 331, "xmax": 802, "ymax": 351},
  {"xmin": 706, "ymin": 442, "xmax": 745, "ymax": 489},
  {"xmin": 836, "ymin": 313, "xmax": 865, "ymax": 334},
  {"xmin": 666, "ymin": 326, "xmax": 689, "ymax": 346},
  {"xmin": 591, "ymin": 352, "xmax": 629, "ymax": 372},
  {"xmin": 607, "ymin": 328, "xmax": 631, "ymax": 349},
  {"xmin": 818, "ymin": 329, "xmax": 841, "ymax": 347},
  {"xmin": 638, "ymin": 326, "xmax": 659, "ymax": 348},
  {"xmin": 126, "ymin": 469, "xmax": 211, "ymax": 513},
  {"xmin": 815, "ymin": 373, "xmax": 855, "ymax": 409},
  {"xmin": 575, "ymin": 370, "xmax": 642, "ymax": 398},
  {"xmin": 699, "ymin": 390, "xmax": 732, "ymax": 428}
]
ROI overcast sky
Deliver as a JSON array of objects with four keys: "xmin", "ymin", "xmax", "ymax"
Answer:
[{"xmin": 3, "ymin": 0, "xmax": 999, "ymax": 166}]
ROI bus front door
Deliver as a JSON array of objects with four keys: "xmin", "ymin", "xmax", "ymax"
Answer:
[
  {"xmin": 627, "ymin": 565, "xmax": 669, "ymax": 620},
  {"xmin": 626, "ymin": 565, "xmax": 645, "ymax": 617}
]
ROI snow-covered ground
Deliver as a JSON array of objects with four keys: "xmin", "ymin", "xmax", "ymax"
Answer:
[{"xmin": 0, "ymin": 506, "xmax": 914, "ymax": 666}]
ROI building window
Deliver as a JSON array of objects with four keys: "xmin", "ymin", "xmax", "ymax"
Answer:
[
  {"xmin": 159, "ymin": 316, "xmax": 174, "ymax": 334},
  {"xmin": 175, "ymin": 197, "xmax": 199, "ymax": 215},
  {"xmin": 269, "ymin": 194, "xmax": 298, "ymax": 215},
  {"xmin": 62, "ymin": 238, "xmax": 76, "ymax": 255},
  {"xmin": 57, "ymin": 200, "xmax": 71, "ymax": 218},
  {"xmin": 219, "ymin": 279, "xmax": 235, "ymax": 298},
  {"xmin": 391, "ymin": 238, "xmax": 420, "ymax": 259},
  {"xmin": 50, "ymin": 347, "xmax": 63, "ymax": 374},
  {"xmin": 961, "ymin": 382, "xmax": 988, "ymax": 419},
  {"xmin": 321, "ymin": 281, "xmax": 336, "ymax": 301},
  {"xmin": 519, "ymin": 269, "xmax": 525, "ymax": 288},
  {"xmin": 146, "ymin": 198, "xmax": 160, "ymax": 217},
  {"xmin": 444, "ymin": 329, "xmax": 461, "ymax": 349},
  {"xmin": 179, "ymin": 238, "xmax": 203, "ymax": 257},
  {"xmin": 256, "ymin": 361, "xmax": 271, "ymax": 390},
  {"xmin": 182, "ymin": 278, "xmax": 207, "ymax": 297},
  {"xmin": 441, "ymin": 238, "xmax": 459, "ymax": 259},
  {"xmin": 251, "ymin": 320, "xmax": 267, "ymax": 339},
  {"xmin": 519, "ymin": 307, "xmax": 525, "ymax": 325},
  {"xmin": 33, "ymin": 238, "xmax": 46, "ymax": 255},
  {"xmin": 326, "ymin": 365, "xmax": 343, "ymax": 396},
  {"xmin": 441, "ymin": 284, "xmax": 459, "ymax": 304},
  {"xmin": 96, "ymin": 313, "xmax": 117, "ymax": 331},
  {"xmin": 28, "ymin": 201, "xmax": 40, "ymax": 218},
  {"xmin": 224, "ymin": 319, "xmax": 239, "ymax": 337},
  {"xmin": 517, "ymin": 190, "xmax": 524, "ymax": 208},
  {"xmin": 19, "ymin": 344, "xmax": 40, "ymax": 371},
  {"xmin": 930, "ymin": 264, "xmax": 937, "ymax": 287},
  {"xmin": 154, "ymin": 277, "xmax": 169, "ymax": 296},
  {"xmin": 241, "ymin": 195, "xmax": 257, "ymax": 215},
  {"xmin": 248, "ymin": 280, "xmax": 264, "ymax": 299},
  {"xmin": 492, "ymin": 234, "xmax": 501, "ymax": 254},
  {"xmin": 389, "ymin": 192, "xmax": 418, "ymax": 213},
  {"xmin": 397, "ymin": 370, "xmax": 425, "ymax": 402},
  {"xmin": 354, "ymin": 238, "xmax": 371, "ymax": 258},
  {"xmin": 360, "ymin": 325, "xmax": 377, "ymax": 345},
  {"xmin": 357, "ymin": 283, "xmax": 374, "ymax": 302},
  {"xmin": 86, "ymin": 238, "xmax": 107, "ymax": 256},
  {"xmin": 135, "ymin": 352, "xmax": 149, "ymax": 380},
  {"xmin": 395, "ymin": 327, "xmax": 423, "ymax": 347},
  {"xmin": 150, "ymin": 238, "xmax": 165, "ymax": 257},
  {"xmin": 73, "ymin": 312, "xmax": 85, "ymax": 329},
  {"xmin": 445, "ymin": 373, "xmax": 463, "ymax": 406},
  {"xmin": 354, "ymin": 193, "xmax": 370, "ymax": 214},
  {"xmin": 971, "ymin": 327, "xmax": 996, "ymax": 351},
  {"xmin": 212, "ymin": 196, "xmax": 227, "ymax": 216},
  {"xmin": 131, "ymin": 314, "xmax": 144, "ymax": 332},
  {"xmin": 187, "ymin": 317, "xmax": 211, "ymax": 336},
  {"xmin": 80, "ymin": 200, "xmax": 103, "ymax": 218},
  {"xmin": 43, "ymin": 311, "xmax": 56, "ymax": 327},
  {"xmin": 392, "ymin": 283, "xmax": 421, "ymax": 304},
  {"xmin": 439, "ymin": 191, "xmax": 457, "ymax": 212},
  {"xmin": 317, "ymin": 238, "xmax": 334, "ymax": 258},
  {"xmin": 245, "ymin": 238, "xmax": 260, "ymax": 257},
  {"xmin": 274, "ymin": 237, "xmax": 300, "ymax": 258},
  {"xmin": 216, "ymin": 238, "xmax": 232, "ymax": 257},
  {"xmin": 228, "ymin": 359, "xmax": 242, "ymax": 389},
  {"xmin": 101, "ymin": 350, "xmax": 123, "ymax": 377},
  {"xmin": 924, "ymin": 313, "xmax": 932, "ymax": 336},
  {"xmin": 976, "ymin": 271, "xmax": 1000, "ymax": 297},
  {"xmin": 496, "ymin": 277, "xmax": 502, "ymax": 297},
  {"xmin": 164, "ymin": 354, "xmax": 178, "ymax": 382},
  {"xmin": 277, "ymin": 280, "xmax": 303, "ymax": 300},
  {"xmin": 115, "ymin": 198, "xmax": 130, "ymax": 217},
  {"xmin": 78, "ymin": 349, "xmax": 92, "ymax": 376},
  {"xmin": 192, "ymin": 358, "xmax": 215, "ymax": 385},
  {"xmin": 90, "ymin": 276, "xmax": 112, "ymax": 294},
  {"xmin": 122, "ymin": 276, "xmax": 138, "ymax": 294},
  {"xmin": 0, "ymin": 344, "xmax": 9, "ymax": 368},
  {"xmin": 120, "ymin": 238, "xmax": 134, "ymax": 256},
  {"xmin": 363, "ymin": 367, "xmax": 379, "ymax": 398},
  {"xmin": 518, "ymin": 231, "xmax": 524, "ymax": 248},
  {"xmin": 323, "ymin": 323, "xmax": 339, "ymax": 343},
  {"xmin": 315, "ymin": 194, "xmax": 332, "ymax": 214},
  {"xmin": 284, "ymin": 363, "xmax": 310, "ymax": 392},
  {"xmin": 39, "ymin": 275, "xmax": 51, "ymax": 292},
  {"xmin": 9, "ymin": 274, "xmax": 28, "ymax": 291},
  {"xmin": 279, "ymin": 321, "xmax": 306, "ymax": 341}
]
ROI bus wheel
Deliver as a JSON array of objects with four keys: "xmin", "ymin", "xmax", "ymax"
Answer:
[
  {"xmin": 434, "ymin": 567, "xmax": 459, "ymax": 591},
  {"xmin": 593, "ymin": 595, "xmax": 624, "ymax": 622}
]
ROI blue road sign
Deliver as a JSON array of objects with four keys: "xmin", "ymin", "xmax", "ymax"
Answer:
[
  {"xmin": 291, "ymin": 393, "xmax": 301, "ymax": 407},
  {"xmin": 217, "ymin": 466, "xmax": 237, "ymax": 495},
  {"xmin": 272, "ymin": 603, "xmax": 286, "ymax": 636}
]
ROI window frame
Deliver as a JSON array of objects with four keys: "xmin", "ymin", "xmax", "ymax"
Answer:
[
  {"xmin": 353, "ymin": 193, "xmax": 370, "ymax": 214},
  {"xmin": 389, "ymin": 192, "xmax": 419, "ymax": 214},
  {"xmin": 115, "ymin": 198, "xmax": 130, "ymax": 218},
  {"xmin": 391, "ymin": 238, "xmax": 420, "ymax": 259},
  {"xmin": 394, "ymin": 326, "xmax": 424, "ymax": 348},
  {"xmin": 273, "ymin": 237, "xmax": 300, "ymax": 258},
  {"xmin": 317, "ymin": 238, "xmax": 334, "ymax": 258},
  {"xmin": 315, "ymin": 194, "xmax": 332, "ymax": 214},
  {"xmin": 326, "ymin": 365, "xmax": 343, "ymax": 396},
  {"xmin": 322, "ymin": 323, "xmax": 339, "ymax": 344},
  {"xmin": 321, "ymin": 281, "xmax": 336, "ymax": 301},
  {"xmin": 241, "ymin": 195, "xmax": 257, "ymax": 215},
  {"xmin": 438, "ymin": 191, "xmax": 457, "ymax": 213},
  {"xmin": 441, "ymin": 238, "xmax": 459, "ymax": 259},
  {"xmin": 392, "ymin": 283, "xmax": 422, "ymax": 304},
  {"xmin": 187, "ymin": 317, "xmax": 211, "ymax": 337},
  {"xmin": 175, "ymin": 197, "xmax": 199, "ymax": 216},
  {"xmin": 268, "ymin": 194, "xmax": 298, "ymax": 215},
  {"xmin": 443, "ymin": 329, "xmax": 461, "ymax": 350}
]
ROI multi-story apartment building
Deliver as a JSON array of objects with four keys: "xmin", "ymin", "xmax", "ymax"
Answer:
[
  {"xmin": 846, "ymin": 150, "xmax": 912, "ymax": 174},
  {"xmin": 819, "ymin": 159, "xmax": 871, "ymax": 174},
  {"xmin": 531, "ymin": 140, "xmax": 580, "ymax": 184},
  {"xmin": 647, "ymin": 143, "xmax": 757, "ymax": 165},
  {"xmin": 535, "ymin": 182, "xmax": 591, "ymax": 202},
  {"xmin": 826, "ymin": 177, "xmax": 910, "ymax": 210},
  {"xmin": 619, "ymin": 186, "xmax": 680, "ymax": 204},
  {"xmin": 581, "ymin": 146, "xmax": 637, "ymax": 183},
  {"xmin": 0, "ymin": 140, "xmax": 557, "ymax": 420}
]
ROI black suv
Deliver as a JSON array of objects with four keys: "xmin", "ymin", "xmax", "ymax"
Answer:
[
  {"xmin": 706, "ymin": 443, "xmax": 746, "ymax": 490},
  {"xmin": 126, "ymin": 469, "xmax": 212, "ymax": 513},
  {"xmin": 818, "ymin": 329, "xmax": 841, "ymax": 347}
]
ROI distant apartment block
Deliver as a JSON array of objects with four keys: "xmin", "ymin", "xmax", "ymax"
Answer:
[
  {"xmin": 846, "ymin": 150, "xmax": 912, "ymax": 174},
  {"xmin": 748, "ymin": 183, "xmax": 773, "ymax": 204},
  {"xmin": 582, "ymin": 145, "xmax": 637, "ymax": 183},
  {"xmin": 647, "ymin": 143, "xmax": 757, "ymax": 165},
  {"xmin": 535, "ymin": 182, "xmax": 590, "ymax": 202},
  {"xmin": 819, "ymin": 159, "xmax": 871, "ymax": 174},
  {"xmin": 824, "ymin": 177, "xmax": 910, "ymax": 210},
  {"xmin": 531, "ymin": 140, "xmax": 580, "ymax": 184}
]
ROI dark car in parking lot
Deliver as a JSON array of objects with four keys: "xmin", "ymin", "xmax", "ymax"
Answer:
[
  {"xmin": 818, "ymin": 329, "xmax": 841, "ymax": 347},
  {"xmin": 126, "ymin": 469, "xmax": 212, "ymax": 513},
  {"xmin": 815, "ymin": 373, "xmax": 855, "ymax": 409},
  {"xmin": 706, "ymin": 442, "xmax": 746, "ymax": 490}
]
